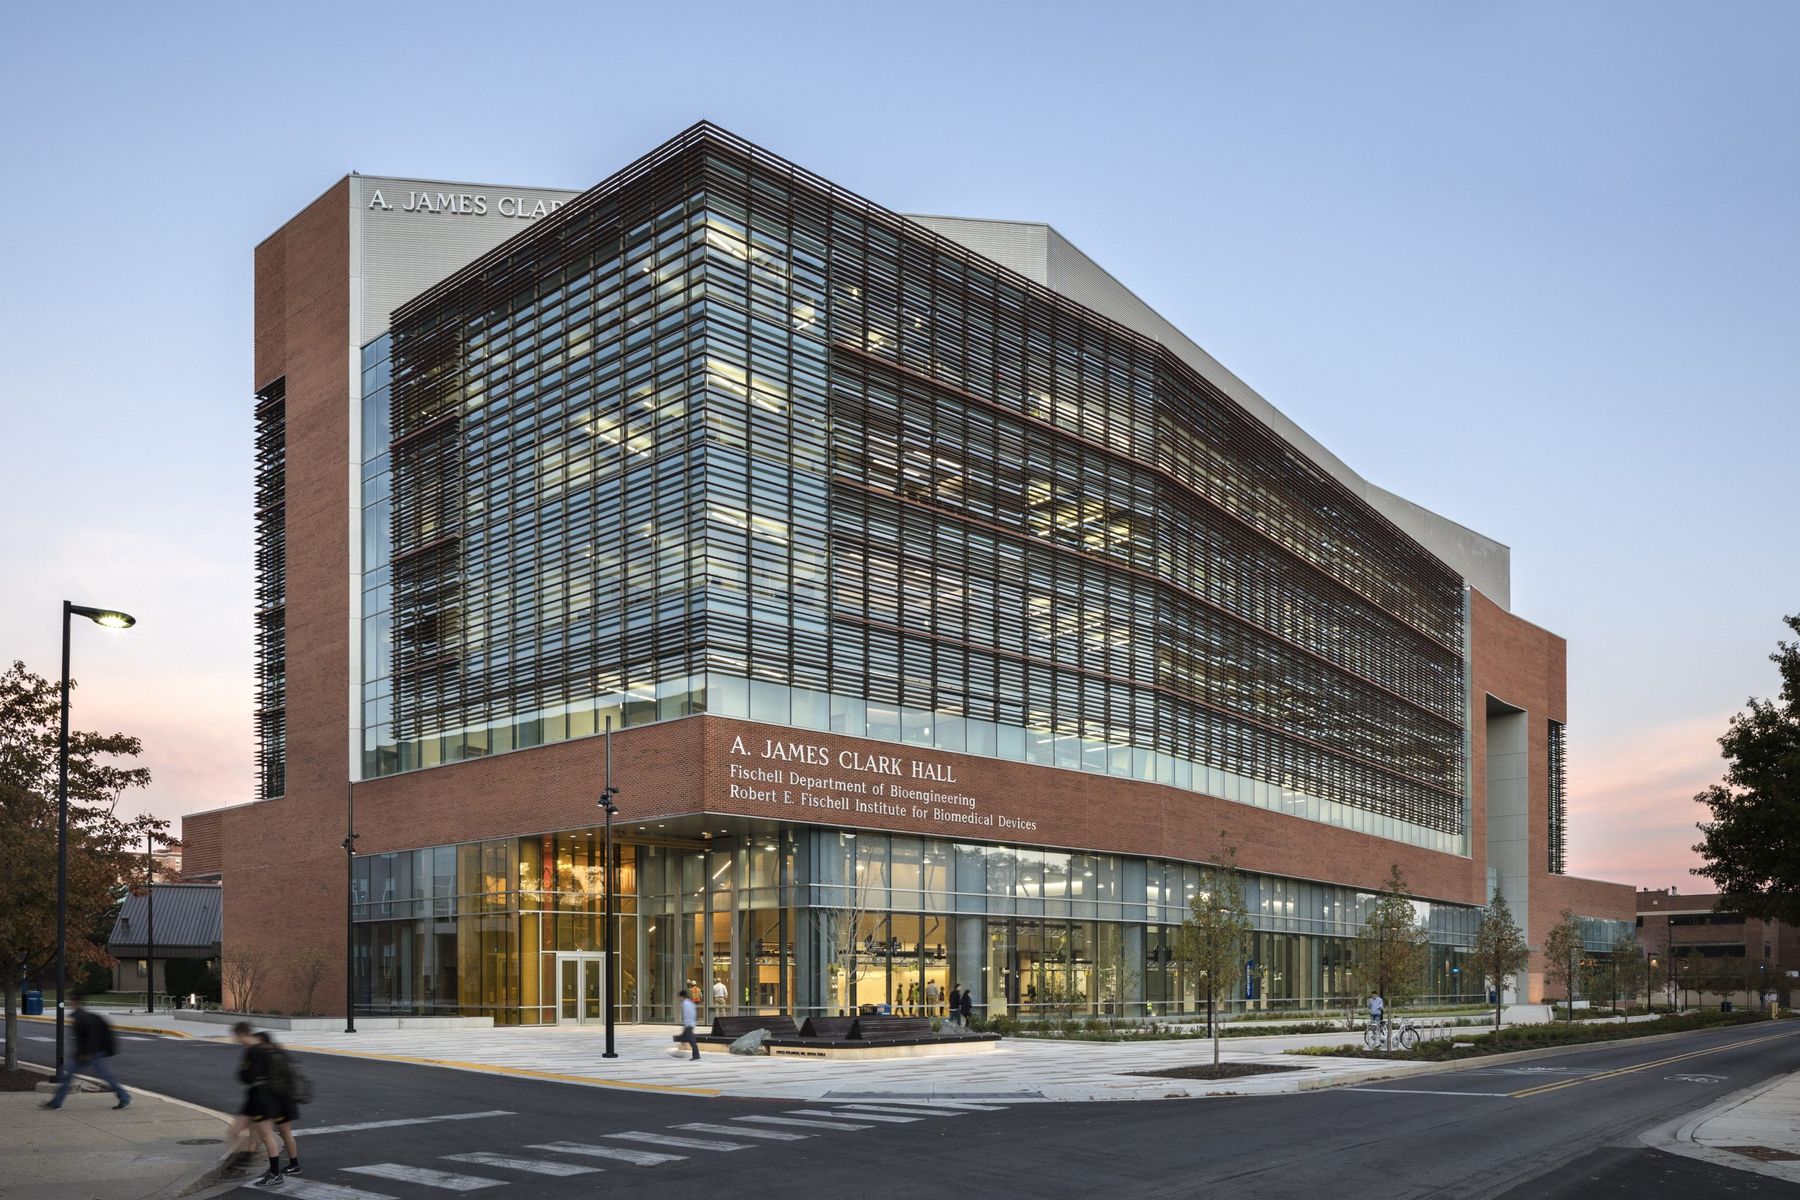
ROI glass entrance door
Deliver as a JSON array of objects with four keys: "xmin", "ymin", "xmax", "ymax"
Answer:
[{"xmin": 556, "ymin": 953, "xmax": 607, "ymax": 1024}]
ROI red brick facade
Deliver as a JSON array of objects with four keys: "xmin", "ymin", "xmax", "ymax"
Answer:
[{"xmin": 194, "ymin": 184, "xmax": 1634, "ymax": 1015}]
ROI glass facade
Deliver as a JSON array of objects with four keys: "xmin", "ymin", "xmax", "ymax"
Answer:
[
  {"xmin": 364, "ymin": 125, "xmax": 1469, "ymax": 853},
  {"xmin": 352, "ymin": 826, "xmax": 1486, "ymax": 1023}
]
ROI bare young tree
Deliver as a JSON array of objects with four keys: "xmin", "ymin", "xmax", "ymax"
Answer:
[
  {"xmin": 821, "ymin": 878, "xmax": 876, "ymax": 1016},
  {"xmin": 285, "ymin": 948, "xmax": 331, "ymax": 1016},
  {"xmin": 222, "ymin": 949, "xmax": 273, "ymax": 1014}
]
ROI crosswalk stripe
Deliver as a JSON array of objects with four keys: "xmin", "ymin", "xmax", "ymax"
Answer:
[
  {"xmin": 834, "ymin": 1104, "xmax": 960, "ymax": 1117},
  {"xmin": 441, "ymin": 1153, "xmax": 600, "ymax": 1176},
  {"xmin": 675, "ymin": 1122, "xmax": 810, "ymax": 1142},
  {"xmin": 606, "ymin": 1131, "xmax": 751, "ymax": 1152},
  {"xmin": 298, "ymin": 1111, "xmax": 515, "ymax": 1138},
  {"xmin": 789, "ymin": 1108, "xmax": 920, "ymax": 1123},
  {"xmin": 735, "ymin": 1114, "xmax": 875, "ymax": 1131},
  {"xmin": 907, "ymin": 1100, "xmax": 1010, "ymax": 1110},
  {"xmin": 343, "ymin": 1165, "xmax": 503, "ymax": 1191},
  {"xmin": 528, "ymin": 1141, "xmax": 686, "ymax": 1167},
  {"xmin": 247, "ymin": 1180, "xmax": 397, "ymax": 1200}
]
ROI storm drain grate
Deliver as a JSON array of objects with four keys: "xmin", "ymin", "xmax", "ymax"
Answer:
[{"xmin": 1725, "ymin": 1145, "xmax": 1800, "ymax": 1162}]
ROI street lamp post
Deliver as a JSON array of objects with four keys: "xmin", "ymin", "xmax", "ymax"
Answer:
[
  {"xmin": 342, "ymin": 781, "xmax": 358, "ymax": 1034},
  {"xmin": 145, "ymin": 833, "xmax": 158, "ymax": 1013},
  {"xmin": 55, "ymin": 601, "xmax": 136, "ymax": 1076},
  {"xmin": 599, "ymin": 718, "xmax": 619, "ymax": 1059}
]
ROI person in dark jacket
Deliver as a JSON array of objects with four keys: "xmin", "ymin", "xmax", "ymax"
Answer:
[
  {"xmin": 948, "ymin": 985, "xmax": 963, "ymax": 1026},
  {"xmin": 256, "ymin": 1032, "xmax": 303, "ymax": 1177},
  {"xmin": 227, "ymin": 1022, "xmax": 285, "ymax": 1187},
  {"xmin": 41, "ymin": 995, "xmax": 129, "ymax": 1110},
  {"xmin": 959, "ymin": 986, "xmax": 974, "ymax": 1024}
]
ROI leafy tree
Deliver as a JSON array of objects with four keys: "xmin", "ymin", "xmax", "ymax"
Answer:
[
  {"xmin": 1175, "ymin": 847, "xmax": 1253, "ymax": 1067},
  {"xmin": 1542, "ymin": 908, "xmax": 1584, "ymax": 1021},
  {"xmin": 0, "ymin": 660, "xmax": 161, "ymax": 1071},
  {"xmin": 1694, "ymin": 614, "xmax": 1800, "ymax": 923},
  {"xmin": 1354, "ymin": 865, "xmax": 1430, "ymax": 1047},
  {"xmin": 1608, "ymin": 933, "xmax": 1648, "ymax": 1012},
  {"xmin": 1471, "ymin": 889, "xmax": 1531, "ymax": 1029}
]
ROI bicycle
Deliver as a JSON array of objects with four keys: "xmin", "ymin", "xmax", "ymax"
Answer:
[{"xmin": 1363, "ymin": 1015, "xmax": 1421, "ymax": 1050}]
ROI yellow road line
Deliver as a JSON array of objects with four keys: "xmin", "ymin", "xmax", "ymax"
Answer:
[
  {"xmin": 280, "ymin": 1043, "xmax": 721, "ymax": 1097},
  {"xmin": 19, "ymin": 1013, "xmax": 193, "ymax": 1038},
  {"xmin": 1510, "ymin": 1028, "xmax": 1798, "ymax": 1098}
]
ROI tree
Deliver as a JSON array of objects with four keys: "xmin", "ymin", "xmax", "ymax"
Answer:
[
  {"xmin": 1175, "ymin": 847, "xmax": 1253, "ymax": 1067},
  {"xmin": 223, "ymin": 949, "xmax": 273, "ymax": 1014},
  {"xmin": 286, "ymin": 948, "xmax": 331, "ymax": 1016},
  {"xmin": 818, "ymin": 837, "xmax": 878, "ymax": 1015},
  {"xmin": 1543, "ymin": 908, "xmax": 1584, "ymax": 1021},
  {"xmin": 0, "ymin": 661, "xmax": 159, "ymax": 1072},
  {"xmin": 1694, "ymin": 614, "xmax": 1800, "ymax": 923},
  {"xmin": 1609, "ymin": 933, "xmax": 1648, "ymax": 1013},
  {"xmin": 1471, "ymin": 889, "xmax": 1531, "ymax": 1030},
  {"xmin": 1354, "ymin": 865, "xmax": 1430, "ymax": 1048}
]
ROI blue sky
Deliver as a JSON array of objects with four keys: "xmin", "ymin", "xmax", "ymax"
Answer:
[{"xmin": 1, "ymin": 1, "xmax": 1793, "ymax": 886}]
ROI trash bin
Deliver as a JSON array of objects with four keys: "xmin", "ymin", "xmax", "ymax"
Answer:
[{"xmin": 21, "ymin": 990, "xmax": 43, "ymax": 1016}]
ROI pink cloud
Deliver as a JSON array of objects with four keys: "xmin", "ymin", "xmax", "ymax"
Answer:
[{"xmin": 1567, "ymin": 712, "xmax": 1735, "ymax": 888}]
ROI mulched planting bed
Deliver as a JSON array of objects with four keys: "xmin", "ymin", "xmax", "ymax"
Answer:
[
  {"xmin": 1129, "ymin": 1062, "xmax": 1308, "ymax": 1080},
  {"xmin": 1, "ymin": 1067, "xmax": 46, "ymax": 1091}
]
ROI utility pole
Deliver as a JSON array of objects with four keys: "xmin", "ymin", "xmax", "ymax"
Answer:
[
  {"xmin": 145, "ymin": 834, "xmax": 157, "ymax": 1013},
  {"xmin": 599, "ymin": 718, "xmax": 619, "ymax": 1059},
  {"xmin": 342, "ymin": 781, "xmax": 358, "ymax": 1033}
]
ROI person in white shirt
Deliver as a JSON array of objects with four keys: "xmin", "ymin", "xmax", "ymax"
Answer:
[
  {"xmin": 1367, "ymin": 992, "xmax": 1385, "ymax": 1031},
  {"xmin": 713, "ymin": 978, "xmax": 727, "ymax": 1008},
  {"xmin": 677, "ymin": 988, "xmax": 700, "ymax": 1061}
]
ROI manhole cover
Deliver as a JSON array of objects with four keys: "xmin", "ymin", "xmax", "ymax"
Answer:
[
  {"xmin": 1726, "ymin": 1145, "xmax": 1800, "ymax": 1162},
  {"xmin": 177, "ymin": 1138, "xmax": 224, "ymax": 1146}
]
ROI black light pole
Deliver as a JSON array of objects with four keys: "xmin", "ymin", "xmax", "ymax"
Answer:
[
  {"xmin": 600, "ymin": 717, "xmax": 619, "ymax": 1059},
  {"xmin": 145, "ymin": 833, "xmax": 158, "ymax": 1013},
  {"xmin": 342, "ymin": 781, "xmax": 359, "ymax": 1034},
  {"xmin": 55, "ymin": 602, "xmax": 135, "ymax": 1076}
]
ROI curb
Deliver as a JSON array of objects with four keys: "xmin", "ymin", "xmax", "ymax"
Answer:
[
  {"xmin": 275, "ymin": 1041, "xmax": 723, "ymax": 1098},
  {"xmin": 1297, "ymin": 1020, "xmax": 1800, "ymax": 1091},
  {"xmin": 1639, "ymin": 1069, "xmax": 1800, "ymax": 1185},
  {"xmin": 20, "ymin": 1013, "xmax": 194, "ymax": 1039}
]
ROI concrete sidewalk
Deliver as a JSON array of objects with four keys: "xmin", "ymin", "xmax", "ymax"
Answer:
[
  {"xmin": 0, "ymin": 1079, "xmax": 234, "ymax": 1200},
  {"xmin": 1646, "ymin": 1068, "xmax": 1800, "ymax": 1185},
  {"xmin": 43, "ymin": 1010, "xmax": 1438, "ymax": 1102}
]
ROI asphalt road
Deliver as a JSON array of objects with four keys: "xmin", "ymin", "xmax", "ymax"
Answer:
[{"xmin": 17, "ymin": 1020, "xmax": 1800, "ymax": 1199}]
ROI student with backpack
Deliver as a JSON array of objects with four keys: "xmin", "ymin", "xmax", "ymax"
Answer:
[
  {"xmin": 257, "ymin": 1031, "xmax": 310, "ymax": 1177},
  {"xmin": 228, "ymin": 1022, "xmax": 288, "ymax": 1187}
]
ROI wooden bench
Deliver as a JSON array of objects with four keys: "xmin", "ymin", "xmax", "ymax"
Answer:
[
  {"xmin": 850, "ymin": 1015, "xmax": 935, "ymax": 1041},
  {"xmin": 694, "ymin": 1015, "xmax": 798, "ymax": 1047},
  {"xmin": 796, "ymin": 1016, "xmax": 860, "ymax": 1041}
]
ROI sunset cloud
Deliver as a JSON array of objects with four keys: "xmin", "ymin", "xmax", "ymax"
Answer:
[{"xmin": 1567, "ymin": 711, "xmax": 1736, "ymax": 889}]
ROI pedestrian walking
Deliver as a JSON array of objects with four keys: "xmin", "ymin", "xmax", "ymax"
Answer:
[
  {"xmin": 948, "ymin": 984, "xmax": 963, "ymax": 1026},
  {"xmin": 676, "ymin": 986, "xmax": 700, "ymax": 1061},
  {"xmin": 257, "ymin": 1031, "xmax": 310, "ymax": 1177},
  {"xmin": 226, "ymin": 1022, "xmax": 286, "ymax": 1187},
  {"xmin": 958, "ymin": 984, "xmax": 974, "ymax": 1026},
  {"xmin": 41, "ymin": 995, "xmax": 129, "ymax": 1110}
]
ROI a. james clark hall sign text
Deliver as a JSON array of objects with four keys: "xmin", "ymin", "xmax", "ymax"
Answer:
[{"xmin": 724, "ymin": 735, "xmax": 1039, "ymax": 833}]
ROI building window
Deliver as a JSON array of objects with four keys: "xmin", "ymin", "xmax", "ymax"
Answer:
[
  {"xmin": 254, "ymin": 379, "xmax": 287, "ymax": 801},
  {"xmin": 1547, "ymin": 720, "xmax": 1567, "ymax": 874}
]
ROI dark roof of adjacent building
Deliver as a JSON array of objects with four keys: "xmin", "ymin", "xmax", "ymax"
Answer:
[{"xmin": 106, "ymin": 884, "xmax": 222, "ymax": 956}]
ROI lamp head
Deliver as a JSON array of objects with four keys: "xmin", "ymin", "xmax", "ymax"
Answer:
[{"xmin": 69, "ymin": 604, "xmax": 136, "ymax": 630}]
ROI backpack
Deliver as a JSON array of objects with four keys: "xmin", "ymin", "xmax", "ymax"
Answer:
[{"xmin": 267, "ymin": 1046, "xmax": 313, "ymax": 1105}]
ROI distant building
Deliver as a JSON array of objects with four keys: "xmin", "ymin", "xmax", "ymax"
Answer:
[
  {"xmin": 1636, "ymin": 887, "xmax": 1795, "ymax": 1007},
  {"xmin": 106, "ymin": 883, "xmax": 222, "ymax": 999}
]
